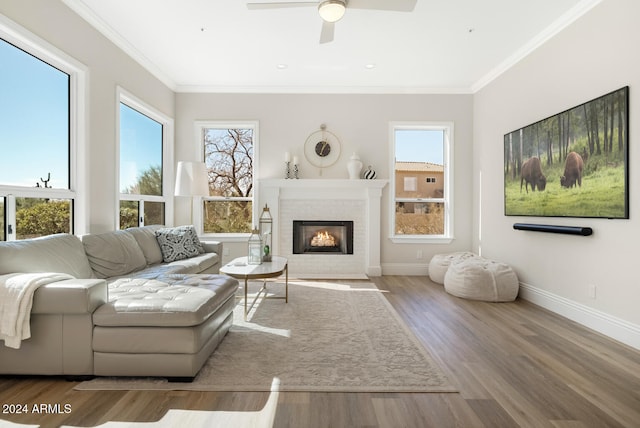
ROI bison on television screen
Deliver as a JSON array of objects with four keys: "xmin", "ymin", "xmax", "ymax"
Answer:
[
  {"xmin": 560, "ymin": 151, "xmax": 584, "ymax": 189},
  {"xmin": 520, "ymin": 157, "xmax": 546, "ymax": 193}
]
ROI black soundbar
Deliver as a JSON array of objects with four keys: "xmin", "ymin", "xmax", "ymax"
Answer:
[{"xmin": 513, "ymin": 223, "xmax": 593, "ymax": 236}]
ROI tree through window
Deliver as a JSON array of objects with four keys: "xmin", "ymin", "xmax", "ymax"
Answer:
[
  {"xmin": 200, "ymin": 123, "xmax": 257, "ymax": 234},
  {"xmin": 0, "ymin": 34, "xmax": 76, "ymax": 240},
  {"xmin": 118, "ymin": 90, "xmax": 172, "ymax": 230}
]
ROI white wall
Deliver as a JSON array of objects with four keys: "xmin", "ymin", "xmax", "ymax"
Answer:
[
  {"xmin": 474, "ymin": 0, "xmax": 640, "ymax": 348},
  {"xmin": 176, "ymin": 93, "xmax": 474, "ymax": 268},
  {"xmin": 1, "ymin": 0, "xmax": 175, "ymax": 234}
]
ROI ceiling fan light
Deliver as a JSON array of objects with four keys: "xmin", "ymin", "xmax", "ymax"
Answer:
[{"xmin": 318, "ymin": 0, "xmax": 346, "ymax": 23}]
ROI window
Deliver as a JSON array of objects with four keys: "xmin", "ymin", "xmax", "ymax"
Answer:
[
  {"xmin": 404, "ymin": 177, "xmax": 417, "ymax": 192},
  {"xmin": 0, "ymin": 17, "xmax": 87, "ymax": 240},
  {"xmin": 390, "ymin": 123, "xmax": 453, "ymax": 243},
  {"xmin": 117, "ymin": 89, "xmax": 173, "ymax": 229},
  {"xmin": 0, "ymin": 197, "xmax": 4, "ymax": 241},
  {"xmin": 196, "ymin": 121, "xmax": 259, "ymax": 235}
]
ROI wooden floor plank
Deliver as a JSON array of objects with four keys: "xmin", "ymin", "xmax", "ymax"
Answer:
[{"xmin": 1, "ymin": 275, "xmax": 639, "ymax": 427}]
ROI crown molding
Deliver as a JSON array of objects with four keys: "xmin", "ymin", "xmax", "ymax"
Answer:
[
  {"xmin": 471, "ymin": 0, "xmax": 603, "ymax": 93},
  {"xmin": 61, "ymin": 0, "xmax": 178, "ymax": 91}
]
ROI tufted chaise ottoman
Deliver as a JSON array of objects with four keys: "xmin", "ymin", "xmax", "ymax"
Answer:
[
  {"xmin": 444, "ymin": 257, "xmax": 519, "ymax": 302},
  {"xmin": 92, "ymin": 274, "xmax": 238, "ymax": 380},
  {"xmin": 428, "ymin": 251, "xmax": 478, "ymax": 284}
]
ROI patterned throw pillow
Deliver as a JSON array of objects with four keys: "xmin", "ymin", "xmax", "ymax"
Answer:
[{"xmin": 155, "ymin": 225, "xmax": 204, "ymax": 262}]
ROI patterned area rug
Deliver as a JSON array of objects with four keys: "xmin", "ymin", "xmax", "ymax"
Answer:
[{"xmin": 75, "ymin": 280, "xmax": 456, "ymax": 392}]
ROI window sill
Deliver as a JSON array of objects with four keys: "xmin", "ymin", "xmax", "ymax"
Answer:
[
  {"xmin": 389, "ymin": 235, "xmax": 454, "ymax": 244},
  {"xmin": 200, "ymin": 233, "xmax": 250, "ymax": 243}
]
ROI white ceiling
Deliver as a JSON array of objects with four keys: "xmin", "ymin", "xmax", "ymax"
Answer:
[{"xmin": 62, "ymin": 0, "xmax": 601, "ymax": 94}]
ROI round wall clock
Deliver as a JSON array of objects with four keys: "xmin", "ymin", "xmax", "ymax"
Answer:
[{"xmin": 304, "ymin": 124, "xmax": 341, "ymax": 174}]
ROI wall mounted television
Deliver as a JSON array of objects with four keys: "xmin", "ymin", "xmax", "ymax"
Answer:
[{"xmin": 504, "ymin": 86, "xmax": 629, "ymax": 219}]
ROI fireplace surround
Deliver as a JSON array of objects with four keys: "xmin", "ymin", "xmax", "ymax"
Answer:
[{"xmin": 260, "ymin": 179, "xmax": 388, "ymax": 277}]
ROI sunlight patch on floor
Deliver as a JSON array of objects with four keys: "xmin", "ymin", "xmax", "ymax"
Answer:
[{"xmin": 60, "ymin": 379, "xmax": 280, "ymax": 428}]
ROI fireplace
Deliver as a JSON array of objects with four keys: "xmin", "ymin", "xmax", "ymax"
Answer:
[
  {"xmin": 293, "ymin": 220, "xmax": 354, "ymax": 255},
  {"xmin": 260, "ymin": 179, "xmax": 388, "ymax": 276}
]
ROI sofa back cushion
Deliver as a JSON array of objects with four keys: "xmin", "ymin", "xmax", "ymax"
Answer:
[
  {"xmin": 0, "ymin": 233, "xmax": 94, "ymax": 278},
  {"xmin": 82, "ymin": 231, "xmax": 147, "ymax": 279},
  {"xmin": 126, "ymin": 225, "xmax": 163, "ymax": 265}
]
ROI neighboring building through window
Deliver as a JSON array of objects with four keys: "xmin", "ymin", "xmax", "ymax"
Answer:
[
  {"xmin": 0, "ymin": 21, "xmax": 87, "ymax": 240},
  {"xmin": 118, "ymin": 89, "xmax": 173, "ymax": 229},
  {"xmin": 390, "ymin": 123, "xmax": 453, "ymax": 242},
  {"xmin": 196, "ymin": 121, "xmax": 258, "ymax": 235}
]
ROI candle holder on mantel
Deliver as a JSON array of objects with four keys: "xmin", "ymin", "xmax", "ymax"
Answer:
[
  {"xmin": 285, "ymin": 161, "xmax": 292, "ymax": 179},
  {"xmin": 284, "ymin": 151, "xmax": 292, "ymax": 179},
  {"xmin": 292, "ymin": 155, "xmax": 299, "ymax": 179}
]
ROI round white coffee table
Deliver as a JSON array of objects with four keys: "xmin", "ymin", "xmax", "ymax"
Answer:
[{"xmin": 220, "ymin": 256, "xmax": 288, "ymax": 320}]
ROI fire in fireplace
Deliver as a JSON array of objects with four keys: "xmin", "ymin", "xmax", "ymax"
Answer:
[{"xmin": 293, "ymin": 220, "xmax": 354, "ymax": 254}]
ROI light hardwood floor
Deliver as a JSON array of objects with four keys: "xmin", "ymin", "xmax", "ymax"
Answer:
[{"xmin": 1, "ymin": 275, "xmax": 639, "ymax": 427}]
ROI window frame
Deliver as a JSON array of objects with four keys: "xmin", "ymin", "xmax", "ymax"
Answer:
[
  {"xmin": 194, "ymin": 120, "xmax": 260, "ymax": 240},
  {"xmin": 0, "ymin": 14, "xmax": 88, "ymax": 240},
  {"xmin": 116, "ymin": 87, "xmax": 174, "ymax": 229},
  {"xmin": 389, "ymin": 122, "xmax": 454, "ymax": 244}
]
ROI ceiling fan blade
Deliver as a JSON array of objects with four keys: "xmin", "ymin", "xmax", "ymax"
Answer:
[
  {"xmin": 246, "ymin": 0, "xmax": 317, "ymax": 9},
  {"xmin": 319, "ymin": 21, "xmax": 335, "ymax": 44},
  {"xmin": 347, "ymin": 0, "xmax": 417, "ymax": 12}
]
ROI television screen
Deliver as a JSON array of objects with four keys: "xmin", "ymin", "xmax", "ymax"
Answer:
[{"xmin": 504, "ymin": 86, "xmax": 628, "ymax": 219}]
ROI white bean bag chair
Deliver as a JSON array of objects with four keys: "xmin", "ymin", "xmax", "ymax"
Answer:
[
  {"xmin": 428, "ymin": 251, "xmax": 478, "ymax": 284},
  {"xmin": 444, "ymin": 258, "xmax": 519, "ymax": 302}
]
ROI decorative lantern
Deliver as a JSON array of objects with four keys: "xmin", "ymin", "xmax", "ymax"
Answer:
[
  {"xmin": 247, "ymin": 228, "xmax": 262, "ymax": 265},
  {"xmin": 259, "ymin": 204, "xmax": 273, "ymax": 262}
]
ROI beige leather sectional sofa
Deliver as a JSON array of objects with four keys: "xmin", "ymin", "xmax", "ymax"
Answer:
[{"xmin": 0, "ymin": 225, "xmax": 238, "ymax": 380}]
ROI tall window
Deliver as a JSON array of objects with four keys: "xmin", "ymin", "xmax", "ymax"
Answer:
[
  {"xmin": 390, "ymin": 123, "xmax": 453, "ymax": 243},
  {"xmin": 196, "ymin": 121, "xmax": 258, "ymax": 235},
  {"xmin": 0, "ymin": 197, "xmax": 4, "ymax": 241},
  {"xmin": 118, "ymin": 89, "xmax": 173, "ymax": 229},
  {"xmin": 0, "ymin": 19, "xmax": 86, "ymax": 240}
]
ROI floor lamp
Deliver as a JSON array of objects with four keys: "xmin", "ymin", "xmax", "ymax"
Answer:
[{"xmin": 174, "ymin": 161, "xmax": 209, "ymax": 226}]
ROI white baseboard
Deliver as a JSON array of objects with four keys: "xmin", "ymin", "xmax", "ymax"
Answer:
[
  {"xmin": 381, "ymin": 262, "xmax": 429, "ymax": 276},
  {"xmin": 519, "ymin": 282, "xmax": 640, "ymax": 351}
]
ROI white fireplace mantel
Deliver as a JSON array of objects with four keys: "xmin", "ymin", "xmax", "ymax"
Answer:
[{"xmin": 259, "ymin": 179, "xmax": 388, "ymax": 277}]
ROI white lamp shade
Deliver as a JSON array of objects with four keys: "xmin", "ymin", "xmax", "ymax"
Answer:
[
  {"xmin": 318, "ymin": 0, "xmax": 346, "ymax": 23},
  {"xmin": 174, "ymin": 161, "xmax": 209, "ymax": 196}
]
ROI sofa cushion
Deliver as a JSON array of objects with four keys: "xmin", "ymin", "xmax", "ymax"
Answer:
[
  {"xmin": 126, "ymin": 225, "xmax": 164, "ymax": 265},
  {"xmin": 168, "ymin": 252, "xmax": 220, "ymax": 274},
  {"xmin": 105, "ymin": 264, "xmax": 185, "ymax": 284},
  {"xmin": 93, "ymin": 275, "xmax": 238, "ymax": 327},
  {"xmin": 0, "ymin": 233, "xmax": 93, "ymax": 278},
  {"xmin": 82, "ymin": 231, "xmax": 147, "ymax": 279},
  {"xmin": 93, "ymin": 312, "xmax": 228, "ymax": 354},
  {"xmin": 155, "ymin": 226, "xmax": 204, "ymax": 262}
]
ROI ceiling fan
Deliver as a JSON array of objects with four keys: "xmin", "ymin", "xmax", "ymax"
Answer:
[{"xmin": 246, "ymin": 0, "xmax": 417, "ymax": 44}]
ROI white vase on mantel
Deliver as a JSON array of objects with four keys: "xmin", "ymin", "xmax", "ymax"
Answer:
[{"xmin": 347, "ymin": 152, "xmax": 363, "ymax": 180}]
